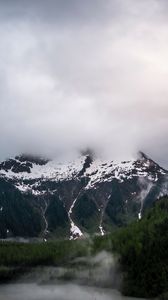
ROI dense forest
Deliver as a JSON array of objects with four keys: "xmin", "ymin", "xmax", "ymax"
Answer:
[
  {"xmin": 94, "ymin": 196, "xmax": 168, "ymax": 297},
  {"xmin": 0, "ymin": 196, "xmax": 168, "ymax": 298}
]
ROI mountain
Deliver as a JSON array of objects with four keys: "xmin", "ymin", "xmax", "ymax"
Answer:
[{"xmin": 0, "ymin": 151, "xmax": 167, "ymax": 240}]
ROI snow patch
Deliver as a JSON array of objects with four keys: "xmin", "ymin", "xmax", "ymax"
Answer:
[
  {"xmin": 0, "ymin": 156, "xmax": 86, "ymax": 182},
  {"xmin": 68, "ymin": 197, "xmax": 83, "ymax": 240},
  {"xmin": 70, "ymin": 221, "xmax": 83, "ymax": 240},
  {"xmin": 99, "ymin": 225, "xmax": 105, "ymax": 236}
]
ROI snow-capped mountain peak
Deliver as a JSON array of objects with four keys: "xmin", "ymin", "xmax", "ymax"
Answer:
[
  {"xmin": 0, "ymin": 151, "xmax": 167, "ymax": 240},
  {"xmin": 0, "ymin": 152, "xmax": 166, "ymax": 192}
]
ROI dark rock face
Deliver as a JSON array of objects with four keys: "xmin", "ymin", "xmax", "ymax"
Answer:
[
  {"xmin": 16, "ymin": 154, "xmax": 50, "ymax": 166},
  {"xmin": 0, "ymin": 178, "xmax": 42, "ymax": 239},
  {"xmin": 0, "ymin": 159, "xmax": 32, "ymax": 173},
  {"xmin": 0, "ymin": 153, "xmax": 167, "ymax": 240},
  {"xmin": 0, "ymin": 155, "xmax": 49, "ymax": 174}
]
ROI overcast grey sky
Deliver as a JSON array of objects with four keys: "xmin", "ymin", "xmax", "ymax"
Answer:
[{"xmin": 0, "ymin": 0, "xmax": 168, "ymax": 167}]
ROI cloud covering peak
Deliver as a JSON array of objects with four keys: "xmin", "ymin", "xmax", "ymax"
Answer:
[{"xmin": 0, "ymin": 0, "xmax": 168, "ymax": 167}]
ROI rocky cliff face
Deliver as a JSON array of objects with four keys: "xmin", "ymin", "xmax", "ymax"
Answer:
[{"xmin": 0, "ymin": 152, "xmax": 167, "ymax": 240}]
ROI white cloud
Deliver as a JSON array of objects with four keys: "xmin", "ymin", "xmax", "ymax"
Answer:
[{"xmin": 0, "ymin": 0, "xmax": 168, "ymax": 167}]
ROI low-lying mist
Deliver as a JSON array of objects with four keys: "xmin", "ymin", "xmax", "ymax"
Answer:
[
  {"xmin": 0, "ymin": 251, "xmax": 125, "ymax": 300},
  {"xmin": 0, "ymin": 283, "xmax": 132, "ymax": 300},
  {"xmin": 19, "ymin": 251, "xmax": 121, "ymax": 289}
]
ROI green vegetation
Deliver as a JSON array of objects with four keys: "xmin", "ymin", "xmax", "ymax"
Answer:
[
  {"xmin": 119, "ymin": 196, "xmax": 168, "ymax": 298},
  {"xmin": 93, "ymin": 196, "xmax": 168, "ymax": 298},
  {"xmin": 0, "ymin": 196, "xmax": 168, "ymax": 298},
  {"xmin": 0, "ymin": 239, "xmax": 90, "ymax": 282},
  {"xmin": 0, "ymin": 239, "xmax": 89, "ymax": 267},
  {"xmin": 73, "ymin": 194, "xmax": 100, "ymax": 233},
  {"xmin": 46, "ymin": 195, "xmax": 70, "ymax": 238}
]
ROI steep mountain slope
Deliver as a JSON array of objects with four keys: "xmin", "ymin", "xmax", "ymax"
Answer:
[{"xmin": 0, "ymin": 152, "xmax": 167, "ymax": 240}]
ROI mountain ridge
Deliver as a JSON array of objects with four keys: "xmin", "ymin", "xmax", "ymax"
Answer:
[{"xmin": 0, "ymin": 151, "xmax": 167, "ymax": 240}]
